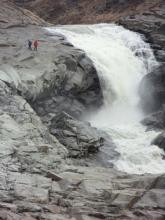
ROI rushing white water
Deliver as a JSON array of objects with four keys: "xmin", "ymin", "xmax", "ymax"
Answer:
[{"xmin": 47, "ymin": 24, "xmax": 165, "ymax": 174}]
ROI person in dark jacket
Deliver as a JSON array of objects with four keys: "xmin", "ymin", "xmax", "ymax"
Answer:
[
  {"xmin": 28, "ymin": 40, "xmax": 32, "ymax": 50},
  {"xmin": 34, "ymin": 40, "xmax": 39, "ymax": 51}
]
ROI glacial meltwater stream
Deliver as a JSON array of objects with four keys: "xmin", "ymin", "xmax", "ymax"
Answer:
[{"xmin": 47, "ymin": 24, "xmax": 165, "ymax": 174}]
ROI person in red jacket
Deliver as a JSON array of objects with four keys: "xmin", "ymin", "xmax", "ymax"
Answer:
[{"xmin": 34, "ymin": 40, "xmax": 39, "ymax": 51}]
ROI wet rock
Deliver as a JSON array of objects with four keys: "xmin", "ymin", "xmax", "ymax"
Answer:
[
  {"xmin": 141, "ymin": 109, "xmax": 165, "ymax": 130},
  {"xmin": 50, "ymin": 112, "xmax": 104, "ymax": 158},
  {"xmin": 139, "ymin": 64, "xmax": 165, "ymax": 114},
  {"xmin": 152, "ymin": 131, "xmax": 165, "ymax": 152}
]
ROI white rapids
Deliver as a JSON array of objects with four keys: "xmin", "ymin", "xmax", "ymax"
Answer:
[{"xmin": 46, "ymin": 24, "xmax": 165, "ymax": 174}]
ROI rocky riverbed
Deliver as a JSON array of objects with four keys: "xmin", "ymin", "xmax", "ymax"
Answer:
[{"xmin": 0, "ymin": 1, "xmax": 165, "ymax": 220}]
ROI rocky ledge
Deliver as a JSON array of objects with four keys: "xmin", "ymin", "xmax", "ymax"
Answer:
[{"xmin": 0, "ymin": 75, "xmax": 164, "ymax": 219}]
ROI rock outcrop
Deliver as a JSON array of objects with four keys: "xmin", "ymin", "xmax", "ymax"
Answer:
[
  {"xmin": 0, "ymin": 0, "xmax": 46, "ymax": 28},
  {"xmin": 119, "ymin": 0, "xmax": 165, "ymax": 63},
  {"xmin": 139, "ymin": 64, "xmax": 165, "ymax": 114},
  {"xmin": 0, "ymin": 24, "xmax": 103, "ymax": 122},
  {"xmin": 50, "ymin": 112, "xmax": 104, "ymax": 158},
  {"xmin": 28, "ymin": 46, "xmax": 103, "ymax": 120},
  {"xmin": 152, "ymin": 131, "xmax": 165, "ymax": 152}
]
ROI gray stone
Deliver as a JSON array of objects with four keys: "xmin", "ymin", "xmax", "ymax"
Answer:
[
  {"xmin": 134, "ymin": 189, "xmax": 165, "ymax": 209},
  {"xmin": 50, "ymin": 112, "xmax": 104, "ymax": 158}
]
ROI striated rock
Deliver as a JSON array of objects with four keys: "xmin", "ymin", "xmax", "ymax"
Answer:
[{"xmin": 50, "ymin": 112, "xmax": 104, "ymax": 158}]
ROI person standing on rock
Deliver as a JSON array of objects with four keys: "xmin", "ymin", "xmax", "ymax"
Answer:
[
  {"xmin": 28, "ymin": 40, "xmax": 32, "ymax": 50},
  {"xmin": 34, "ymin": 40, "xmax": 39, "ymax": 51}
]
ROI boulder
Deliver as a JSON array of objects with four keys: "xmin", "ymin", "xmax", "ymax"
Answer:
[
  {"xmin": 29, "ymin": 52, "xmax": 103, "ymax": 121},
  {"xmin": 50, "ymin": 112, "xmax": 104, "ymax": 158}
]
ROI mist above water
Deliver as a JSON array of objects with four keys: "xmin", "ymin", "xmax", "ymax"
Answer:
[{"xmin": 47, "ymin": 24, "xmax": 165, "ymax": 174}]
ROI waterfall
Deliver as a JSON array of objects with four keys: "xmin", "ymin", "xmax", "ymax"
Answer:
[{"xmin": 47, "ymin": 24, "xmax": 165, "ymax": 174}]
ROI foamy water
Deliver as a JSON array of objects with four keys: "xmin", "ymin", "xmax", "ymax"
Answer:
[{"xmin": 46, "ymin": 24, "xmax": 165, "ymax": 174}]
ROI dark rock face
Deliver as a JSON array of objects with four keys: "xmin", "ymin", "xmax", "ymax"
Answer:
[
  {"xmin": 152, "ymin": 132, "xmax": 165, "ymax": 152},
  {"xmin": 139, "ymin": 64, "xmax": 165, "ymax": 114},
  {"xmin": 119, "ymin": 1, "xmax": 165, "ymax": 65},
  {"xmin": 120, "ymin": 3, "xmax": 165, "ymax": 134},
  {"xmin": 140, "ymin": 64, "xmax": 165, "ymax": 131},
  {"xmin": 50, "ymin": 112, "xmax": 104, "ymax": 158}
]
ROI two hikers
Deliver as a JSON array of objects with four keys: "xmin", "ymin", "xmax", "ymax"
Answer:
[{"xmin": 28, "ymin": 40, "xmax": 39, "ymax": 51}]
